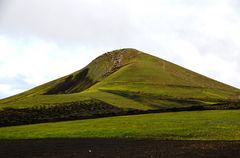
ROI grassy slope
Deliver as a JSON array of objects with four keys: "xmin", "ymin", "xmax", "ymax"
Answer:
[
  {"xmin": 0, "ymin": 48, "xmax": 239, "ymax": 110},
  {"xmin": 0, "ymin": 94, "xmax": 89, "ymax": 109},
  {"xmin": 0, "ymin": 110, "xmax": 240, "ymax": 140},
  {"xmin": 87, "ymin": 51, "xmax": 239, "ymax": 100}
]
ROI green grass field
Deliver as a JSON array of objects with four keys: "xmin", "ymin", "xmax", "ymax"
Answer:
[{"xmin": 0, "ymin": 110, "xmax": 239, "ymax": 140}]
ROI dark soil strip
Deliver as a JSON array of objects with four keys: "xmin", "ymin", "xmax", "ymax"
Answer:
[
  {"xmin": 1, "ymin": 99, "xmax": 240, "ymax": 127},
  {"xmin": 0, "ymin": 139, "xmax": 239, "ymax": 158},
  {"xmin": 0, "ymin": 100, "xmax": 127, "ymax": 127}
]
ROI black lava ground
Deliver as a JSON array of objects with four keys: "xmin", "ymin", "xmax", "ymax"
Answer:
[{"xmin": 0, "ymin": 138, "xmax": 240, "ymax": 158}]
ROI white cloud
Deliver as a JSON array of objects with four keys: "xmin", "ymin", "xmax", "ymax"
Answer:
[{"xmin": 0, "ymin": 0, "xmax": 240, "ymax": 98}]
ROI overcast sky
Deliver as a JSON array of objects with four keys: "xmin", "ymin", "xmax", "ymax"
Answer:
[{"xmin": 0, "ymin": 0, "xmax": 240, "ymax": 99}]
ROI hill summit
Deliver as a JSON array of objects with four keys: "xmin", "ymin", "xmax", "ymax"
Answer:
[{"xmin": 40, "ymin": 48, "xmax": 237, "ymax": 95}]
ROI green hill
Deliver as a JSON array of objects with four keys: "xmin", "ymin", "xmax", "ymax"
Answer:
[{"xmin": 0, "ymin": 48, "xmax": 239, "ymax": 126}]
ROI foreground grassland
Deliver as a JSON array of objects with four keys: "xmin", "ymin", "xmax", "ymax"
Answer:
[{"xmin": 0, "ymin": 110, "xmax": 239, "ymax": 140}]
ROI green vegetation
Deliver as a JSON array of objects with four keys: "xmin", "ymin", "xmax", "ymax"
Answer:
[
  {"xmin": 0, "ymin": 110, "xmax": 239, "ymax": 140},
  {"xmin": 0, "ymin": 93, "xmax": 90, "ymax": 110}
]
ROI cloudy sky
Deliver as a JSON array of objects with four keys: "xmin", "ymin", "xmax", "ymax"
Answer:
[{"xmin": 0, "ymin": 0, "xmax": 240, "ymax": 99}]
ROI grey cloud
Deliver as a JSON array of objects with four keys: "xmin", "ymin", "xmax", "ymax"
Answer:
[
  {"xmin": 231, "ymin": 0, "xmax": 240, "ymax": 6},
  {"xmin": 0, "ymin": 92, "xmax": 5, "ymax": 99},
  {"xmin": 0, "ymin": 74, "xmax": 34, "ymax": 99},
  {"xmin": 176, "ymin": 30, "xmax": 239, "ymax": 58},
  {"xmin": 0, "ymin": 0, "xmax": 138, "ymax": 47},
  {"xmin": 0, "ymin": 74, "xmax": 34, "ymax": 89},
  {"xmin": 0, "ymin": 0, "xmax": 6, "ymax": 16}
]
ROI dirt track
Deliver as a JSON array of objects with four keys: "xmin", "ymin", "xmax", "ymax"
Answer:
[{"xmin": 0, "ymin": 138, "xmax": 239, "ymax": 158}]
